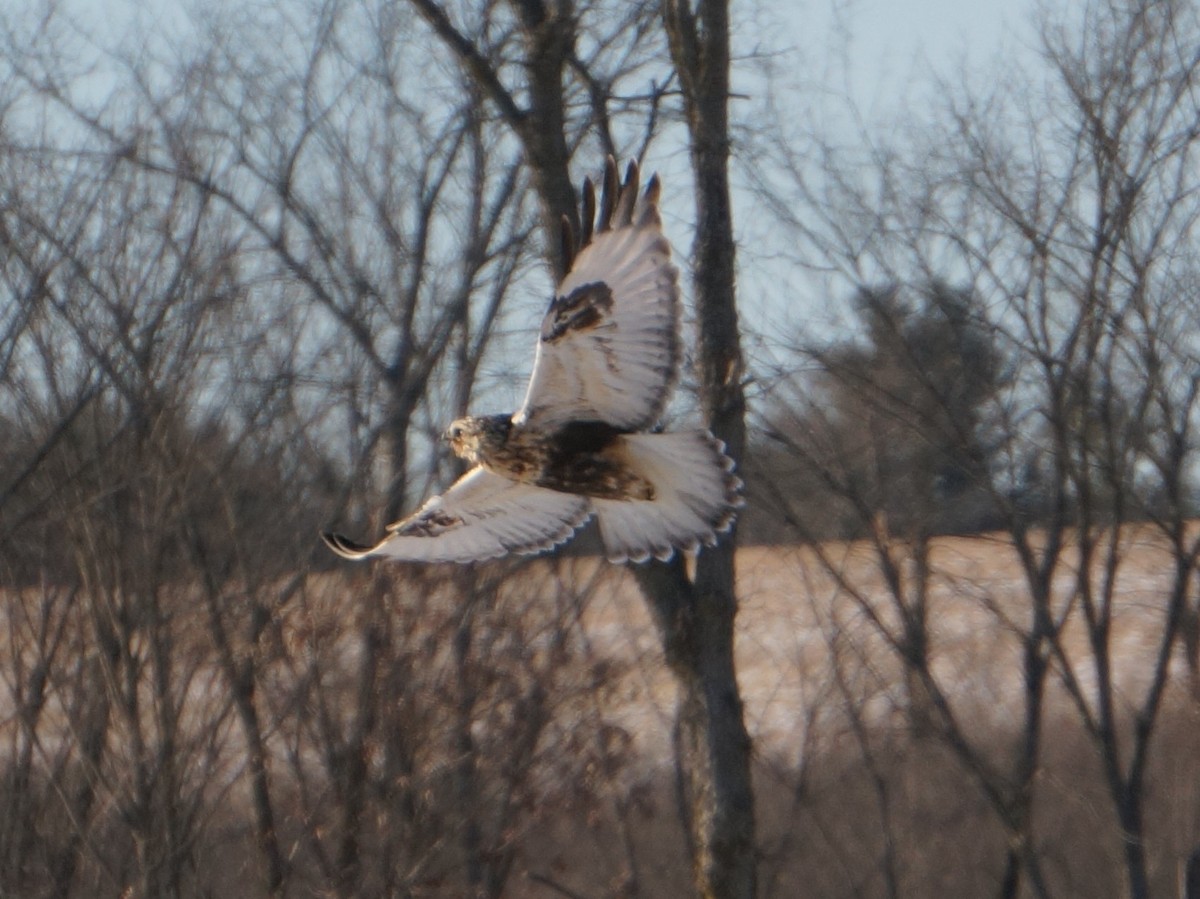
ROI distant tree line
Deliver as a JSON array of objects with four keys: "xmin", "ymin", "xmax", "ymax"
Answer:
[{"xmin": 743, "ymin": 272, "xmax": 1200, "ymax": 545}]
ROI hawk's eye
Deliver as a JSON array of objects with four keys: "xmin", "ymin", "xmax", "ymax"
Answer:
[{"xmin": 447, "ymin": 424, "xmax": 463, "ymax": 441}]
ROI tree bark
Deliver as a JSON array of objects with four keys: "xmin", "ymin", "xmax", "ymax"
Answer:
[
  {"xmin": 408, "ymin": 0, "xmax": 579, "ymax": 274},
  {"xmin": 1185, "ymin": 845, "xmax": 1200, "ymax": 899},
  {"xmin": 653, "ymin": 2, "xmax": 756, "ymax": 895}
]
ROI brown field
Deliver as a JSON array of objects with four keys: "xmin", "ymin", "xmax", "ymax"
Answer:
[
  {"xmin": 3, "ymin": 529, "xmax": 1199, "ymax": 897},
  {"xmin": 524, "ymin": 530, "xmax": 1200, "ymax": 897},
  {"xmin": 582, "ymin": 531, "xmax": 1198, "ymax": 762}
]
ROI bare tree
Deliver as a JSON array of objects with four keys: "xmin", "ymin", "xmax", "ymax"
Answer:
[
  {"xmin": 651, "ymin": 2, "xmax": 756, "ymax": 896},
  {"xmin": 406, "ymin": 0, "xmax": 669, "ymax": 273},
  {"xmin": 398, "ymin": 2, "xmax": 758, "ymax": 896},
  {"xmin": 755, "ymin": 1, "xmax": 1200, "ymax": 896},
  {"xmin": 0, "ymin": 86, "xmax": 259, "ymax": 891}
]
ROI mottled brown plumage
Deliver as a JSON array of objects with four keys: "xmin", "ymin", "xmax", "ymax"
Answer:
[
  {"xmin": 323, "ymin": 158, "xmax": 741, "ymax": 565},
  {"xmin": 445, "ymin": 415, "xmax": 654, "ymax": 501}
]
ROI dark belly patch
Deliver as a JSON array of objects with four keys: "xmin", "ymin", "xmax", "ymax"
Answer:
[
  {"xmin": 483, "ymin": 420, "xmax": 654, "ymax": 500},
  {"xmin": 539, "ymin": 427, "xmax": 654, "ymax": 500},
  {"xmin": 536, "ymin": 455, "xmax": 654, "ymax": 500}
]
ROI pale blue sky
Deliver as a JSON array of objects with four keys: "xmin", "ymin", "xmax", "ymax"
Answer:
[
  {"xmin": 58, "ymin": 0, "xmax": 1043, "ymax": 373},
  {"xmin": 63, "ymin": 0, "xmax": 1040, "ymax": 143},
  {"xmin": 83, "ymin": 0, "xmax": 1034, "ymax": 102},
  {"xmin": 801, "ymin": 0, "xmax": 1035, "ymax": 116}
]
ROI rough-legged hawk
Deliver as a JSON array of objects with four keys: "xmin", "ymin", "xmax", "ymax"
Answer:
[{"xmin": 323, "ymin": 158, "xmax": 742, "ymax": 564}]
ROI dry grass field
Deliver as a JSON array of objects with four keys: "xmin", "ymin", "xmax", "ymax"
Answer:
[
  {"xmin": 580, "ymin": 531, "xmax": 1198, "ymax": 760},
  {"xmin": 3, "ymin": 529, "xmax": 1198, "ymax": 897},
  {"xmin": 525, "ymin": 530, "xmax": 1200, "ymax": 898}
]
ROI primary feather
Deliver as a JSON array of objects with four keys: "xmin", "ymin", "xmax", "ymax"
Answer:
[{"xmin": 323, "ymin": 158, "xmax": 739, "ymax": 565}]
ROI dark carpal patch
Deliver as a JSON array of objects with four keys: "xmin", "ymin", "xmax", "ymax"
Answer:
[
  {"xmin": 400, "ymin": 509, "xmax": 463, "ymax": 537},
  {"xmin": 542, "ymin": 282, "xmax": 613, "ymax": 343}
]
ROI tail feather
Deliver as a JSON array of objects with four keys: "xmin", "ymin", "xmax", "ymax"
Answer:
[{"xmin": 593, "ymin": 430, "xmax": 742, "ymax": 563}]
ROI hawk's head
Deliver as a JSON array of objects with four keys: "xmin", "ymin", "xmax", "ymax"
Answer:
[{"xmin": 445, "ymin": 414, "xmax": 512, "ymax": 465}]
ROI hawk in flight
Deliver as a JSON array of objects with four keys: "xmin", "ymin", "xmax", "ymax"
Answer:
[{"xmin": 323, "ymin": 158, "xmax": 742, "ymax": 564}]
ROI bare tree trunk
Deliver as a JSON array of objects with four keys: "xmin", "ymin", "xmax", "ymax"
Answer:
[
  {"xmin": 51, "ymin": 626, "xmax": 116, "ymax": 899},
  {"xmin": 337, "ymin": 609, "xmax": 384, "ymax": 897},
  {"xmin": 639, "ymin": 556, "xmax": 754, "ymax": 898},
  {"xmin": 1185, "ymin": 846, "xmax": 1200, "ymax": 899},
  {"xmin": 451, "ymin": 603, "xmax": 487, "ymax": 896},
  {"xmin": 1184, "ymin": 567, "xmax": 1200, "ymax": 702},
  {"xmin": 193, "ymin": 541, "xmax": 288, "ymax": 898},
  {"xmin": 511, "ymin": 1, "xmax": 579, "ymax": 270},
  {"xmin": 1117, "ymin": 788, "xmax": 1150, "ymax": 899},
  {"xmin": 407, "ymin": 0, "xmax": 578, "ymax": 273},
  {"xmin": 653, "ymin": 2, "xmax": 756, "ymax": 895}
]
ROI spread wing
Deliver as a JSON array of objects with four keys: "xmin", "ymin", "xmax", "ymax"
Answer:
[
  {"xmin": 514, "ymin": 158, "xmax": 681, "ymax": 432},
  {"xmin": 322, "ymin": 468, "xmax": 592, "ymax": 563}
]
